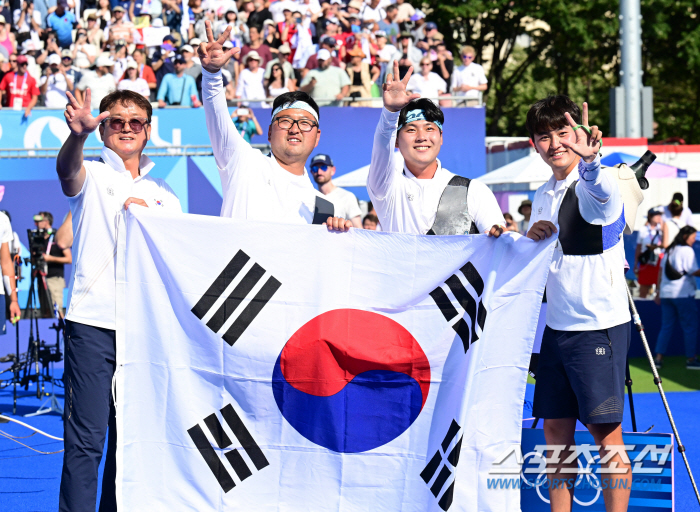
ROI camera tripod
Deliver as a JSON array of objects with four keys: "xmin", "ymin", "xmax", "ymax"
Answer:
[{"xmin": 17, "ymin": 259, "xmax": 63, "ymax": 416}]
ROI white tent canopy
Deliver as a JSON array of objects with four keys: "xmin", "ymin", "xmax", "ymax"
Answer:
[
  {"xmin": 334, "ymin": 164, "xmax": 370, "ymax": 188},
  {"xmin": 474, "ymin": 154, "xmax": 552, "ymax": 191}
]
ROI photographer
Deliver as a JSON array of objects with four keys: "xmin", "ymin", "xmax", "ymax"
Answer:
[
  {"xmin": 33, "ymin": 212, "xmax": 71, "ymax": 316},
  {"xmin": 39, "ymin": 53, "xmax": 73, "ymax": 108},
  {"xmin": 0, "ymin": 211, "xmax": 20, "ymax": 329}
]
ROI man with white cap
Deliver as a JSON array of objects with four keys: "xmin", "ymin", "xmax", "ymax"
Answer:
[
  {"xmin": 236, "ymin": 50, "xmax": 267, "ymax": 108},
  {"xmin": 180, "ymin": 44, "xmax": 202, "ymax": 81},
  {"xmin": 75, "ymin": 54, "xmax": 117, "ymax": 108},
  {"xmin": 40, "ymin": 52, "xmax": 73, "ymax": 108},
  {"xmin": 198, "ymin": 21, "xmax": 351, "ymax": 230},
  {"xmin": 299, "ymin": 48, "xmax": 349, "ymax": 106},
  {"xmin": 368, "ymin": 61, "xmax": 505, "ymax": 237}
]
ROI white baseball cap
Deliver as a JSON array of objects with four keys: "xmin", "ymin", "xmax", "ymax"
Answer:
[
  {"xmin": 96, "ymin": 54, "xmax": 115, "ymax": 67},
  {"xmin": 181, "ymin": 44, "xmax": 194, "ymax": 53},
  {"xmin": 47, "ymin": 53, "xmax": 61, "ymax": 65},
  {"xmin": 317, "ymin": 48, "xmax": 331, "ymax": 61}
]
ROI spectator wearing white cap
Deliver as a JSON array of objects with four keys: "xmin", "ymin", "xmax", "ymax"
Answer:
[
  {"xmin": 299, "ymin": 48, "xmax": 349, "ymax": 106},
  {"xmin": 309, "ymin": 153, "xmax": 363, "ymax": 228},
  {"xmin": 236, "ymin": 50, "xmax": 267, "ymax": 107},
  {"xmin": 40, "ymin": 53, "xmax": 74, "ymax": 108},
  {"xmin": 180, "ymin": 44, "xmax": 202, "ymax": 81},
  {"xmin": 302, "ymin": 36, "xmax": 341, "ymax": 74},
  {"xmin": 75, "ymin": 54, "xmax": 117, "ymax": 108},
  {"xmin": 118, "ymin": 61, "xmax": 150, "ymax": 98},
  {"xmin": 374, "ymin": 31, "xmax": 398, "ymax": 64}
]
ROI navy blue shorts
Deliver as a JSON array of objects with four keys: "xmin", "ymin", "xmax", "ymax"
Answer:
[{"xmin": 532, "ymin": 322, "xmax": 631, "ymax": 424}]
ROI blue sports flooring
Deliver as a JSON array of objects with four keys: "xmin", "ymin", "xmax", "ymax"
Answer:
[{"xmin": 1, "ymin": 347, "xmax": 699, "ymax": 510}]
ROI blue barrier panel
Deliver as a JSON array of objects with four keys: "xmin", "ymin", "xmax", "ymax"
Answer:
[
  {"xmin": 0, "ymin": 106, "xmax": 486, "ymax": 186},
  {"xmin": 519, "ymin": 429, "xmax": 673, "ymax": 510}
]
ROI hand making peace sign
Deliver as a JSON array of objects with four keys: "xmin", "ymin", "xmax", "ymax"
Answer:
[
  {"xmin": 198, "ymin": 20, "xmax": 241, "ymax": 74},
  {"xmin": 64, "ymin": 89, "xmax": 110, "ymax": 137},
  {"xmin": 560, "ymin": 102, "xmax": 603, "ymax": 164},
  {"xmin": 382, "ymin": 60, "xmax": 420, "ymax": 113}
]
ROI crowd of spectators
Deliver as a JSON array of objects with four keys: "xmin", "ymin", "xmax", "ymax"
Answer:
[{"xmin": 0, "ymin": 0, "xmax": 489, "ymax": 114}]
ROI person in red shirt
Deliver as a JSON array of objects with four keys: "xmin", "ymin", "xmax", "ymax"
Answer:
[{"xmin": 0, "ymin": 55, "xmax": 39, "ymax": 117}]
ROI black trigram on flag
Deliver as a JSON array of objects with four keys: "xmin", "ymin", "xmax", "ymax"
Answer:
[
  {"xmin": 187, "ymin": 404, "xmax": 270, "ymax": 492},
  {"xmin": 191, "ymin": 250, "xmax": 281, "ymax": 346},
  {"xmin": 429, "ymin": 261, "xmax": 487, "ymax": 352},
  {"xmin": 420, "ymin": 419, "xmax": 463, "ymax": 511}
]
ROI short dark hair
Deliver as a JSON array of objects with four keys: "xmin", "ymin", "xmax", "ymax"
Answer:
[
  {"xmin": 672, "ymin": 192, "xmax": 684, "ymax": 203},
  {"xmin": 100, "ymin": 90, "xmax": 153, "ymax": 122},
  {"xmin": 38, "ymin": 211, "xmax": 54, "ymax": 226},
  {"xmin": 525, "ymin": 95, "xmax": 581, "ymax": 140},
  {"xmin": 398, "ymin": 98, "xmax": 444, "ymax": 130},
  {"xmin": 363, "ymin": 213, "xmax": 379, "ymax": 224},
  {"xmin": 271, "ymin": 91, "xmax": 320, "ymax": 121},
  {"xmin": 385, "ymin": 4, "xmax": 397, "ymax": 12}
]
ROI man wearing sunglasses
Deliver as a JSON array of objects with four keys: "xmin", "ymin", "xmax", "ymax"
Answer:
[
  {"xmin": 56, "ymin": 89, "xmax": 182, "ymax": 512},
  {"xmin": 0, "ymin": 54, "xmax": 39, "ymax": 117},
  {"xmin": 199, "ymin": 21, "xmax": 351, "ymax": 231},
  {"xmin": 369, "ymin": 61, "xmax": 505, "ymax": 237},
  {"xmin": 450, "ymin": 45, "xmax": 487, "ymax": 107},
  {"xmin": 309, "ymin": 154, "xmax": 363, "ymax": 228}
]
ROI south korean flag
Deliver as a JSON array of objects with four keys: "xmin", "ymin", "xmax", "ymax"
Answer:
[{"xmin": 115, "ymin": 208, "xmax": 555, "ymax": 511}]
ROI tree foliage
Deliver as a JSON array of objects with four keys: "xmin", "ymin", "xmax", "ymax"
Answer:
[{"xmin": 428, "ymin": 0, "xmax": 699, "ymax": 143}]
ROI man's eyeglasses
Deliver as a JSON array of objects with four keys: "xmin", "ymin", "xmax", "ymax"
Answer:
[
  {"xmin": 310, "ymin": 164, "xmax": 329, "ymax": 173},
  {"xmin": 274, "ymin": 116, "xmax": 318, "ymax": 132},
  {"xmin": 462, "ymin": 54, "xmax": 474, "ymax": 60},
  {"xmin": 102, "ymin": 117, "xmax": 150, "ymax": 133}
]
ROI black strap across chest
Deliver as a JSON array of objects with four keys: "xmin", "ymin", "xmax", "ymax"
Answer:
[
  {"xmin": 426, "ymin": 175, "xmax": 479, "ymax": 236},
  {"xmin": 558, "ymin": 181, "xmax": 604, "ymax": 255}
]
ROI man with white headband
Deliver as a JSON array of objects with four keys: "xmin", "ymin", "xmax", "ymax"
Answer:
[
  {"xmin": 198, "ymin": 21, "xmax": 350, "ymax": 230},
  {"xmin": 368, "ymin": 61, "xmax": 505, "ymax": 236}
]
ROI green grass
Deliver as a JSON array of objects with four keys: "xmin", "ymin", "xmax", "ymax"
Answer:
[{"xmin": 526, "ymin": 356, "xmax": 700, "ymax": 393}]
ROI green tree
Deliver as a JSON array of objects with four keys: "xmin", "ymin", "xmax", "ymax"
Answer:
[{"xmin": 429, "ymin": 0, "xmax": 698, "ymax": 142}]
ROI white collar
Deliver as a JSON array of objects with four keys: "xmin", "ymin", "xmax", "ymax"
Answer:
[
  {"xmin": 402, "ymin": 157, "xmax": 445, "ymax": 182},
  {"xmin": 100, "ymin": 146, "xmax": 155, "ymax": 178},
  {"xmin": 543, "ymin": 164, "xmax": 578, "ymax": 195}
]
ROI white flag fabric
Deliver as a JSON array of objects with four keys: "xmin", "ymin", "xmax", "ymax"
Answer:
[{"xmin": 115, "ymin": 208, "xmax": 555, "ymax": 511}]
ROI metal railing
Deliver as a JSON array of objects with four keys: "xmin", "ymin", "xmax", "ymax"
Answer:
[
  {"xmin": 200, "ymin": 95, "xmax": 483, "ymax": 107},
  {"xmin": 0, "ymin": 144, "xmax": 271, "ymax": 158}
]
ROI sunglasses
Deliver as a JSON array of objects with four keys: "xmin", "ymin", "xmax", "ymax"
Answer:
[
  {"xmin": 420, "ymin": 63, "xmax": 431, "ymax": 67},
  {"xmin": 102, "ymin": 117, "xmax": 150, "ymax": 133},
  {"xmin": 462, "ymin": 54, "xmax": 474, "ymax": 60},
  {"xmin": 9, "ymin": 59, "xmax": 17, "ymax": 63},
  {"xmin": 310, "ymin": 164, "xmax": 329, "ymax": 172}
]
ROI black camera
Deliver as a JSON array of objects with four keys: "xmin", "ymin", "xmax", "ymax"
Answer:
[{"xmin": 27, "ymin": 228, "xmax": 49, "ymax": 268}]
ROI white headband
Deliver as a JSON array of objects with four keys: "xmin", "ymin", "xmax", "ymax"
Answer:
[{"xmin": 271, "ymin": 100, "xmax": 319, "ymax": 123}]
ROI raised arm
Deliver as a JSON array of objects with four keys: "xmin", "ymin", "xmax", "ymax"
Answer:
[
  {"xmin": 198, "ymin": 21, "xmax": 250, "ymax": 170},
  {"xmin": 57, "ymin": 89, "xmax": 110, "ymax": 197},
  {"xmin": 368, "ymin": 60, "xmax": 419, "ymax": 200},
  {"xmin": 561, "ymin": 103, "xmax": 609, "ymax": 201}
]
